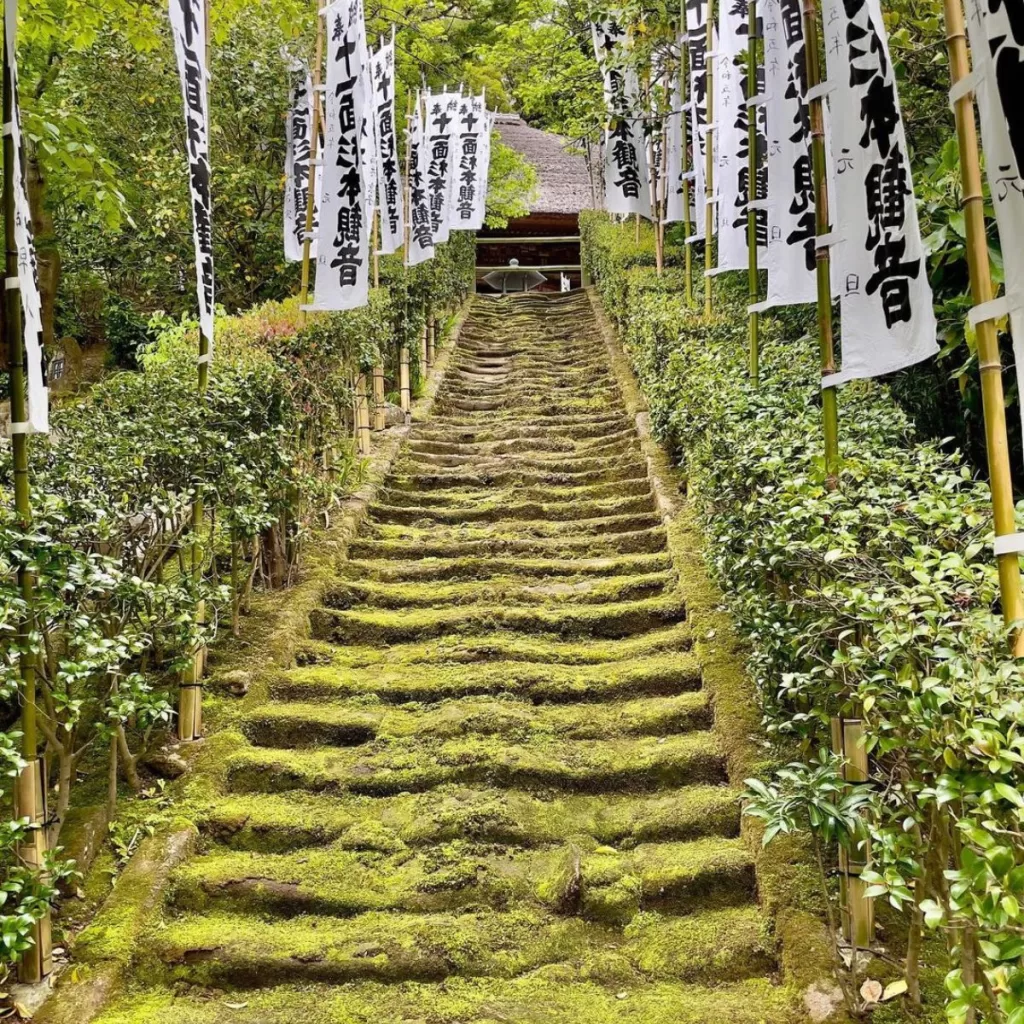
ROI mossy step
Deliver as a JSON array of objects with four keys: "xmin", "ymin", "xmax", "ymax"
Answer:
[
  {"xmin": 421, "ymin": 411, "xmax": 628, "ymax": 432},
  {"xmin": 346, "ymin": 526, "xmax": 667, "ymax": 562},
  {"xmin": 364, "ymin": 511, "xmax": 663, "ymax": 543},
  {"xmin": 309, "ymin": 594, "xmax": 685, "ymax": 646},
  {"xmin": 242, "ymin": 692, "xmax": 710, "ymax": 749},
  {"xmin": 394, "ymin": 450, "xmax": 643, "ymax": 476},
  {"xmin": 200, "ymin": 785, "xmax": 740, "ymax": 853},
  {"xmin": 406, "ymin": 429, "xmax": 638, "ymax": 455},
  {"xmin": 140, "ymin": 904, "xmax": 771, "ymax": 988},
  {"xmin": 368, "ymin": 493, "xmax": 657, "ymax": 526},
  {"xmin": 386, "ymin": 466, "xmax": 651, "ymax": 491},
  {"xmin": 171, "ymin": 835, "xmax": 753, "ymax": 923},
  {"xmin": 377, "ymin": 477, "xmax": 654, "ymax": 508},
  {"xmin": 89, "ymin": 976, "xmax": 799, "ymax": 1024},
  {"xmin": 224, "ymin": 730, "xmax": 723, "ymax": 797},
  {"xmin": 323, "ymin": 570, "xmax": 674, "ymax": 611}
]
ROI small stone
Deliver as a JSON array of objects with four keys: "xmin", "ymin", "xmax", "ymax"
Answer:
[
  {"xmin": 215, "ymin": 669, "xmax": 251, "ymax": 697},
  {"xmin": 142, "ymin": 748, "xmax": 188, "ymax": 779},
  {"xmin": 616, "ymin": 992, "xmax": 628, "ymax": 1000}
]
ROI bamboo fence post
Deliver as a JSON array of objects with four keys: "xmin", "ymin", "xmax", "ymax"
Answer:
[
  {"xmin": 426, "ymin": 316, "xmax": 435, "ymax": 367},
  {"xmin": 680, "ymin": 10, "xmax": 694, "ymax": 307},
  {"xmin": 746, "ymin": 0, "xmax": 760, "ymax": 381},
  {"xmin": 704, "ymin": 0, "xmax": 716, "ymax": 315},
  {"xmin": 942, "ymin": 0, "xmax": 1024, "ymax": 651},
  {"xmin": 420, "ymin": 312, "xmax": 428, "ymax": 371},
  {"xmin": 802, "ymin": 0, "xmax": 839, "ymax": 483},
  {"xmin": 4, "ymin": 3, "xmax": 52, "ymax": 979},
  {"xmin": 355, "ymin": 373, "xmax": 371, "ymax": 455}
]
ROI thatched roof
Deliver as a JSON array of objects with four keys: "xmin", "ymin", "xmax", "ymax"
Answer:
[{"xmin": 492, "ymin": 114, "xmax": 594, "ymax": 215}]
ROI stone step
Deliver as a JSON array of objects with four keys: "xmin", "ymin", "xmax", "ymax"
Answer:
[
  {"xmin": 368, "ymin": 493, "xmax": 657, "ymax": 526},
  {"xmin": 138, "ymin": 904, "xmax": 772, "ymax": 989},
  {"xmin": 199, "ymin": 784, "xmax": 741, "ymax": 853},
  {"xmin": 377, "ymin": 477, "xmax": 655, "ymax": 508},
  {"xmin": 171, "ymin": 835, "xmax": 754, "ymax": 923},
  {"xmin": 242, "ymin": 691, "xmax": 711, "ymax": 749},
  {"xmin": 308, "ymin": 594, "xmax": 685, "ymax": 646},
  {"xmin": 224, "ymin": 730, "xmax": 724, "ymax": 798}
]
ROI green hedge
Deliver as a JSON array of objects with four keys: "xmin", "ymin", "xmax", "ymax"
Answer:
[
  {"xmin": 583, "ymin": 210, "xmax": 1024, "ymax": 1022},
  {"xmin": 0, "ymin": 234, "xmax": 474, "ymax": 969}
]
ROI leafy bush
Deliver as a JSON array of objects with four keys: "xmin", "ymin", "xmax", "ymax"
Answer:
[{"xmin": 584, "ymin": 210, "xmax": 1024, "ymax": 1023}]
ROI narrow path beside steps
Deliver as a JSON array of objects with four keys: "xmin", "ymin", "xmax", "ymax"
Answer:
[{"xmin": 91, "ymin": 292, "xmax": 799, "ymax": 1023}]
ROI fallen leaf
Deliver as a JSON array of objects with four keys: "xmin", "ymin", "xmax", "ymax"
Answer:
[
  {"xmin": 859, "ymin": 980, "xmax": 883, "ymax": 1005},
  {"xmin": 224, "ymin": 1003, "xmax": 248, "ymax": 1011},
  {"xmin": 13, "ymin": 1001, "xmax": 32, "ymax": 1020},
  {"xmin": 882, "ymin": 980, "xmax": 908, "ymax": 1001}
]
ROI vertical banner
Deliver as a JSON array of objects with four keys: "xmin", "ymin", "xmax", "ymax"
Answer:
[
  {"xmin": 169, "ymin": 0, "xmax": 215, "ymax": 349},
  {"xmin": 406, "ymin": 94, "xmax": 435, "ymax": 266},
  {"xmin": 370, "ymin": 35, "xmax": 404, "ymax": 254},
  {"xmin": 592, "ymin": 20, "xmax": 652, "ymax": 219},
  {"xmin": 762, "ymin": 0, "xmax": 816, "ymax": 306},
  {"xmin": 356, "ymin": 0, "xmax": 376, "ymax": 229},
  {"xmin": 426, "ymin": 91, "xmax": 459, "ymax": 245},
  {"xmin": 964, "ymin": 0, "xmax": 1024, "ymax": 435},
  {"xmin": 685, "ymin": 0, "xmax": 714, "ymax": 236},
  {"xmin": 284, "ymin": 70, "xmax": 320, "ymax": 262},
  {"xmin": 821, "ymin": 0, "xmax": 937, "ymax": 383},
  {"xmin": 452, "ymin": 93, "xmax": 484, "ymax": 228},
  {"xmin": 314, "ymin": 0, "xmax": 369, "ymax": 310},
  {"xmin": 468, "ymin": 107, "xmax": 493, "ymax": 230},
  {"xmin": 3, "ymin": 0, "xmax": 47, "ymax": 433},
  {"xmin": 714, "ymin": 0, "xmax": 759, "ymax": 272},
  {"xmin": 664, "ymin": 41, "xmax": 686, "ymax": 225}
]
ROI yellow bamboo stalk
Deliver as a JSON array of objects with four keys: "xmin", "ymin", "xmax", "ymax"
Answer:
[{"xmin": 704, "ymin": 0, "xmax": 715, "ymax": 315}]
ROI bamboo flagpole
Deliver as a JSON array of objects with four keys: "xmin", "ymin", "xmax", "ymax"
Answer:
[
  {"xmin": 942, "ymin": 0, "xmax": 1024, "ymax": 652},
  {"xmin": 3, "ymin": 0, "xmax": 52, "ymax": 980},
  {"xmin": 400, "ymin": 92, "xmax": 413, "ymax": 422},
  {"xmin": 680, "ymin": 8, "xmax": 694, "ymax": 307},
  {"xmin": 298, "ymin": 0, "xmax": 325, "ymax": 316},
  {"xmin": 801, "ymin": 0, "xmax": 839, "ymax": 482},
  {"xmin": 746, "ymin": 0, "xmax": 760, "ymax": 381},
  {"xmin": 371, "ymin": 207, "xmax": 385, "ymax": 430},
  {"xmin": 704, "ymin": 0, "xmax": 715, "ymax": 315}
]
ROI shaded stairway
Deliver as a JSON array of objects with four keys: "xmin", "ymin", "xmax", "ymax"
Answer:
[{"xmin": 92, "ymin": 292, "xmax": 799, "ymax": 1023}]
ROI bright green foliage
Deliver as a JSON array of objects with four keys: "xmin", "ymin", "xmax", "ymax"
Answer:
[{"xmin": 583, "ymin": 211, "xmax": 1024, "ymax": 1023}]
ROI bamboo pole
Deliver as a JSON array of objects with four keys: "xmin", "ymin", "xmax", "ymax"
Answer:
[
  {"xmin": 4, "ymin": 1, "xmax": 52, "ymax": 981},
  {"xmin": 943, "ymin": 0, "xmax": 1024, "ymax": 651},
  {"xmin": 299, "ymin": 2, "xmax": 325, "ymax": 315},
  {"xmin": 373, "ymin": 362, "xmax": 386, "ymax": 431},
  {"xmin": 355, "ymin": 373, "xmax": 371, "ymax": 455},
  {"xmin": 426, "ymin": 316, "xmax": 435, "ymax": 367},
  {"xmin": 746, "ymin": 0, "xmax": 760, "ymax": 381},
  {"xmin": 704, "ymin": 0, "xmax": 715, "ymax": 315},
  {"xmin": 802, "ymin": 0, "xmax": 839, "ymax": 482},
  {"xmin": 645, "ymin": 71, "xmax": 663, "ymax": 276},
  {"xmin": 680, "ymin": 15, "xmax": 694, "ymax": 307},
  {"xmin": 400, "ymin": 93, "xmax": 413, "ymax": 423}
]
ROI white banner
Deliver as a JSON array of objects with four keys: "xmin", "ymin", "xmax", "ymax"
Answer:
[
  {"xmin": 762, "ymin": 0, "xmax": 815, "ymax": 306},
  {"xmin": 284, "ymin": 71, "xmax": 320, "ymax": 262},
  {"xmin": 3, "ymin": 0, "xmax": 47, "ymax": 433},
  {"xmin": 467, "ymin": 107, "xmax": 492, "ymax": 230},
  {"xmin": 314, "ymin": 0, "xmax": 369, "ymax": 310},
  {"xmin": 685, "ymin": 1, "xmax": 715, "ymax": 237},
  {"xmin": 714, "ymin": 0, "xmax": 763, "ymax": 272},
  {"xmin": 425, "ymin": 91, "xmax": 459, "ymax": 244},
  {"xmin": 592, "ymin": 20, "xmax": 652, "ymax": 219},
  {"xmin": 664, "ymin": 49, "xmax": 687, "ymax": 225},
  {"xmin": 821, "ymin": 0, "xmax": 937, "ymax": 384},
  {"xmin": 370, "ymin": 36, "xmax": 404, "ymax": 254},
  {"xmin": 169, "ymin": 0, "xmax": 215, "ymax": 350},
  {"xmin": 355, "ymin": 0, "xmax": 376, "ymax": 231},
  {"xmin": 964, "ymin": 0, "xmax": 1024, "ymax": 440},
  {"xmin": 451, "ymin": 94, "xmax": 485, "ymax": 229},
  {"xmin": 406, "ymin": 95, "xmax": 435, "ymax": 266}
]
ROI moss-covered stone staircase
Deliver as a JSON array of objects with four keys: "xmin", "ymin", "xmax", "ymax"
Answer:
[{"xmin": 91, "ymin": 292, "xmax": 799, "ymax": 1022}]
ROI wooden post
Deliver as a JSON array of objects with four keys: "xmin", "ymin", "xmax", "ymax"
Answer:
[
  {"xmin": 943, "ymin": 0, "xmax": 1024, "ymax": 651},
  {"xmin": 420, "ymin": 314, "xmax": 428, "ymax": 371},
  {"xmin": 680, "ymin": 14, "xmax": 695, "ymax": 307},
  {"xmin": 299, "ymin": 1, "xmax": 325, "ymax": 315},
  {"xmin": 832, "ymin": 716, "xmax": 875, "ymax": 949},
  {"xmin": 426, "ymin": 316, "xmax": 435, "ymax": 367},
  {"xmin": 4, "ymin": 0, "xmax": 52, "ymax": 980},
  {"xmin": 746, "ymin": 0, "xmax": 760, "ymax": 381},
  {"xmin": 373, "ymin": 363, "xmax": 386, "ymax": 430},
  {"xmin": 355, "ymin": 374, "xmax": 371, "ymax": 455},
  {"xmin": 802, "ymin": 0, "xmax": 839, "ymax": 483},
  {"xmin": 400, "ymin": 344, "xmax": 411, "ymax": 419},
  {"xmin": 704, "ymin": 0, "xmax": 716, "ymax": 315}
]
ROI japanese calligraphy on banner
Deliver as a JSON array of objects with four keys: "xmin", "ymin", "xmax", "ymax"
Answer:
[
  {"xmin": 663, "ymin": 62, "xmax": 686, "ymax": 224},
  {"xmin": 591, "ymin": 20, "xmax": 652, "ymax": 219},
  {"xmin": 821, "ymin": 0, "xmax": 937, "ymax": 384},
  {"xmin": 762, "ymin": 0, "xmax": 815, "ymax": 306},
  {"xmin": 169, "ymin": 0, "xmax": 215, "ymax": 349},
  {"xmin": 714, "ymin": 0, "xmax": 765, "ymax": 272},
  {"xmin": 964, "ymin": 0, "xmax": 1024, "ymax": 436},
  {"xmin": 284, "ymin": 71, "xmax": 320, "ymax": 262},
  {"xmin": 355, "ymin": 0, "xmax": 376, "ymax": 228},
  {"xmin": 3, "ymin": 0, "xmax": 47, "ymax": 433},
  {"xmin": 370, "ymin": 36, "xmax": 404, "ymax": 255},
  {"xmin": 685, "ymin": 0, "xmax": 715, "ymax": 236},
  {"xmin": 314, "ymin": 0, "xmax": 369, "ymax": 310},
  {"xmin": 467, "ymin": 108, "xmax": 493, "ymax": 230},
  {"xmin": 452, "ymin": 94, "xmax": 485, "ymax": 228},
  {"xmin": 406, "ymin": 95, "xmax": 435, "ymax": 266},
  {"xmin": 426, "ymin": 91, "xmax": 460, "ymax": 244}
]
